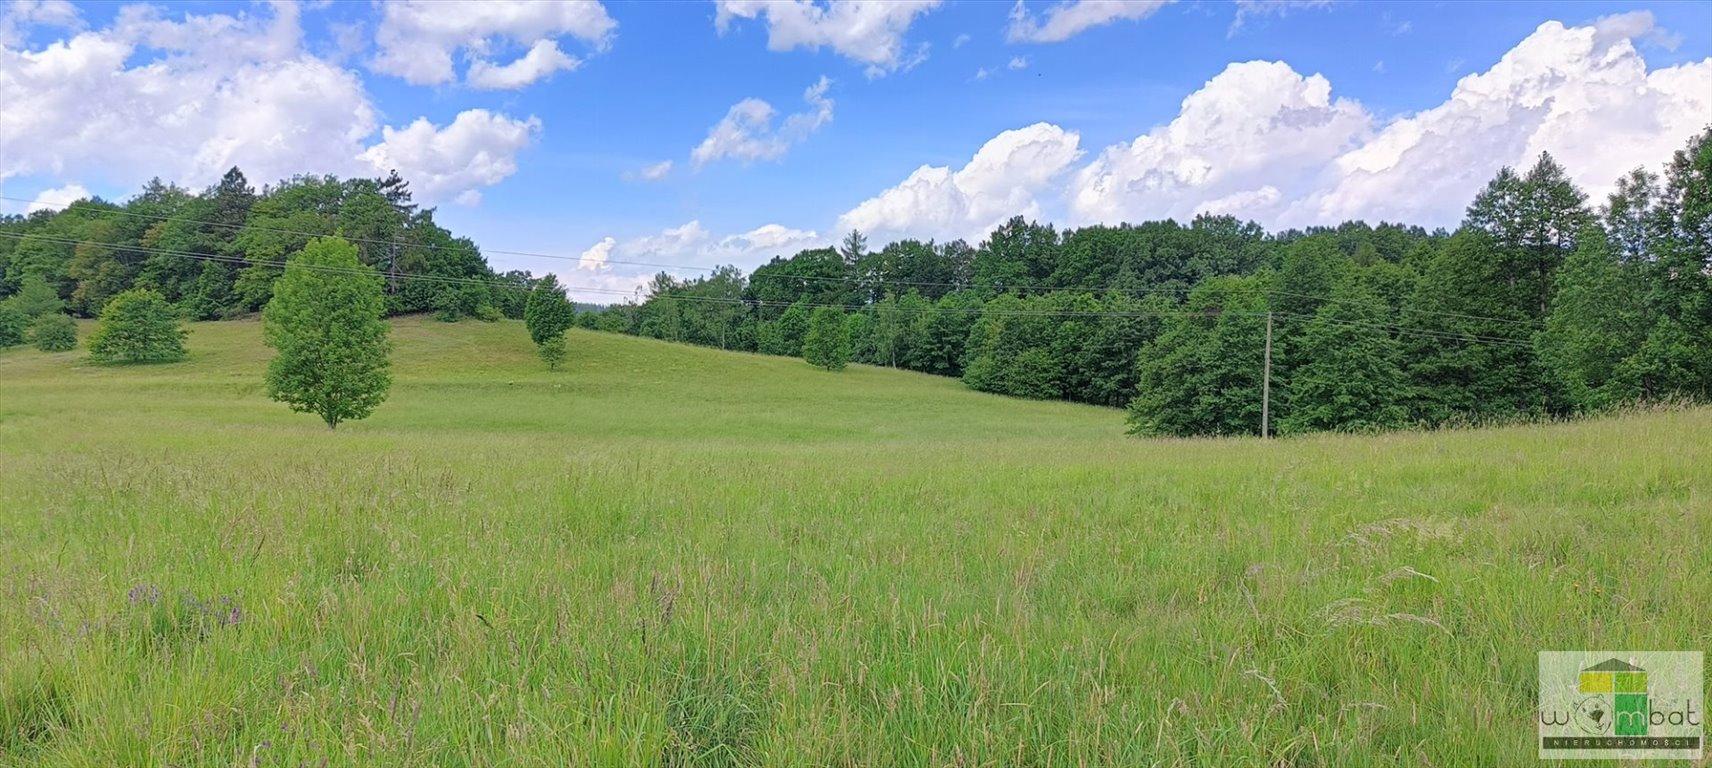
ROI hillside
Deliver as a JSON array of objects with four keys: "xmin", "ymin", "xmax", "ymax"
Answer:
[{"xmin": 1, "ymin": 318, "xmax": 1709, "ymax": 766}]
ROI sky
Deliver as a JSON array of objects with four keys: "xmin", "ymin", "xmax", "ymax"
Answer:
[{"xmin": 2, "ymin": 0, "xmax": 1709, "ymax": 302}]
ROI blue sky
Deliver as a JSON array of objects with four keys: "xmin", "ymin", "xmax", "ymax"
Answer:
[{"xmin": 2, "ymin": 0, "xmax": 1709, "ymax": 301}]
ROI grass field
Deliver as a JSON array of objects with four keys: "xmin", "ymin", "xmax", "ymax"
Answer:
[{"xmin": 1, "ymin": 317, "xmax": 1707, "ymax": 766}]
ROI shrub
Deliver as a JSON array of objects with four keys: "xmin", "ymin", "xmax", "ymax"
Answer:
[
  {"xmin": 30, "ymin": 314, "xmax": 78, "ymax": 352},
  {"xmin": 88, "ymin": 289, "xmax": 187, "ymax": 364}
]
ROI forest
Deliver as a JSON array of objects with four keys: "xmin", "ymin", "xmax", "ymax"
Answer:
[{"xmin": 2, "ymin": 128, "xmax": 1708, "ymax": 437}]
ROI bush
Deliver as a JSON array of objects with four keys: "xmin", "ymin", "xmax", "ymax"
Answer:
[
  {"xmin": 30, "ymin": 314, "xmax": 78, "ymax": 352},
  {"xmin": 88, "ymin": 289, "xmax": 187, "ymax": 364},
  {"xmin": 537, "ymin": 335, "xmax": 567, "ymax": 370},
  {"xmin": 0, "ymin": 305, "xmax": 25, "ymax": 347}
]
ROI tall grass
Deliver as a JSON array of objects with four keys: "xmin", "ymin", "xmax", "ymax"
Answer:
[{"xmin": 1, "ymin": 317, "xmax": 1707, "ymax": 766}]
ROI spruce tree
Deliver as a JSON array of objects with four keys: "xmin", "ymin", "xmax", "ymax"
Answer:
[
  {"xmin": 88, "ymin": 289, "xmax": 187, "ymax": 364},
  {"xmin": 263, "ymin": 237, "xmax": 391, "ymax": 429}
]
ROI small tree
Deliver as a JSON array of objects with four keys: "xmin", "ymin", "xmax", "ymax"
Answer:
[
  {"xmin": 31, "ymin": 313, "xmax": 78, "ymax": 352},
  {"xmin": 88, "ymin": 289, "xmax": 188, "ymax": 364},
  {"xmin": 263, "ymin": 237, "xmax": 391, "ymax": 429},
  {"xmin": 6, "ymin": 274, "xmax": 63, "ymax": 319},
  {"xmin": 0, "ymin": 306, "xmax": 24, "ymax": 347},
  {"xmin": 538, "ymin": 334, "xmax": 567, "ymax": 370},
  {"xmin": 525, "ymin": 273, "xmax": 575, "ymax": 368},
  {"xmin": 803, "ymin": 306, "xmax": 850, "ymax": 371}
]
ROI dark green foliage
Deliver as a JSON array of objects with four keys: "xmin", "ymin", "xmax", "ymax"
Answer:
[
  {"xmin": 30, "ymin": 313, "xmax": 77, "ymax": 352},
  {"xmin": 524, "ymin": 274, "xmax": 575, "ymax": 345},
  {"xmin": 87, "ymin": 289, "xmax": 187, "ymax": 364},
  {"xmin": 1127, "ymin": 277, "xmax": 1268, "ymax": 436},
  {"xmin": 1404, "ymin": 230, "xmax": 1558, "ymax": 424},
  {"xmin": 433, "ymin": 282, "xmax": 489, "ymax": 322},
  {"xmin": 262, "ymin": 237, "xmax": 391, "ymax": 429},
  {"xmin": 802, "ymin": 306, "xmax": 849, "ymax": 370},
  {"xmin": 758, "ymin": 304, "xmax": 810, "ymax": 357},
  {"xmin": 1538, "ymin": 228, "xmax": 1645, "ymax": 409},
  {"xmin": 0, "ymin": 305, "xmax": 24, "ymax": 347},
  {"xmin": 1281, "ymin": 277, "xmax": 1409, "ymax": 433}
]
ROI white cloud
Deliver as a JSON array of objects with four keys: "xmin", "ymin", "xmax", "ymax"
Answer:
[
  {"xmin": 1008, "ymin": 55, "xmax": 1029, "ymax": 70},
  {"xmin": 1070, "ymin": 61, "xmax": 1370, "ymax": 226},
  {"xmin": 1007, "ymin": 0, "xmax": 1173, "ymax": 44},
  {"xmin": 0, "ymin": 3, "xmax": 542, "ymax": 205},
  {"xmin": 359, "ymin": 110, "xmax": 541, "ymax": 204},
  {"xmin": 24, "ymin": 182, "xmax": 89, "ymax": 213},
  {"xmin": 633, "ymin": 160, "xmax": 674, "ymax": 181},
  {"xmin": 0, "ymin": 0, "xmax": 83, "ymax": 46},
  {"xmin": 691, "ymin": 76, "xmax": 834, "ymax": 168},
  {"xmin": 1294, "ymin": 15, "xmax": 1712, "ymax": 228},
  {"xmin": 560, "ymin": 221, "xmax": 826, "ymax": 303},
  {"xmin": 577, "ymin": 236, "xmax": 616, "ymax": 270},
  {"xmin": 952, "ymin": 32, "xmax": 970, "ymax": 48},
  {"xmin": 973, "ymin": 66, "xmax": 990, "ymax": 81},
  {"xmin": 1230, "ymin": 0, "xmax": 1330, "ymax": 35},
  {"xmin": 838, "ymin": 122, "xmax": 1082, "ymax": 242},
  {"xmin": 714, "ymin": 0, "xmax": 941, "ymax": 76},
  {"xmin": 371, "ymin": 0, "xmax": 614, "ymax": 88},
  {"xmin": 465, "ymin": 38, "xmax": 579, "ymax": 90}
]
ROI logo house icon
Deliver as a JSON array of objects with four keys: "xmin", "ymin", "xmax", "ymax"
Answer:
[{"xmin": 1580, "ymin": 658, "xmax": 1648, "ymax": 737}]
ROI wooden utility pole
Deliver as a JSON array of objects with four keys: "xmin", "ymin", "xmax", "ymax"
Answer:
[{"xmin": 1261, "ymin": 311, "xmax": 1273, "ymax": 439}]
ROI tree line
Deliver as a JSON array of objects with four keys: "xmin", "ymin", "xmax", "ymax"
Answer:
[
  {"xmin": 3, "ymin": 128, "xmax": 1708, "ymax": 437},
  {"xmin": 584, "ymin": 128, "xmax": 1711, "ymax": 436}
]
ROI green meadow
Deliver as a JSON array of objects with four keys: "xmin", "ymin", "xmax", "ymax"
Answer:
[{"xmin": 1, "ymin": 317, "xmax": 1707, "ymax": 766}]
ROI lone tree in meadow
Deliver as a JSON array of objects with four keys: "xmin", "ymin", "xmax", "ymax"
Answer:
[
  {"xmin": 87, "ymin": 289, "xmax": 188, "ymax": 364},
  {"xmin": 31, "ymin": 313, "xmax": 78, "ymax": 352},
  {"xmin": 803, "ymin": 306, "xmax": 850, "ymax": 371},
  {"xmin": 263, "ymin": 237, "xmax": 391, "ymax": 429},
  {"xmin": 524, "ymin": 273, "xmax": 575, "ymax": 368}
]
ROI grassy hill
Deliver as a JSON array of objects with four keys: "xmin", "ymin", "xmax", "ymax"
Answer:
[{"xmin": 2, "ymin": 317, "xmax": 1707, "ymax": 766}]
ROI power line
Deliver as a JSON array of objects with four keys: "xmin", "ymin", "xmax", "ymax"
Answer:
[{"xmin": 2, "ymin": 195, "xmax": 1545, "ymax": 330}]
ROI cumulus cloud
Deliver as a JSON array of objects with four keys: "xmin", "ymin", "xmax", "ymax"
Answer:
[
  {"xmin": 24, "ymin": 182, "xmax": 90, "ymax": 213},
  {"xmin": 714, "ymin": 0, "xmax": 941, "ymax": 76},
  {"xmin": 562, "ymin": 221, "xmax": 826, "ymax": 303},
  {"xmin": 1292, "ymin": 13, "xmax": 1712, "ymax": 227},
  {"xmin": 371, "ymin": 0, "xmax": 614, "ymax": 88},
  {"xmin": 838, "ymin": 123, "xmax": 1082, "ymax": 242},
  {"xmin": 1008, "ymin": 55, "xmax": 1029, "ymax": 70},
  {"xmin": 1070, "ymin": 60, "xmax": 1370, "ymax": 226},
  {"xmin": 359, "ymin": 110, "xmax": 541, "ymax": 204},
  {"xmin": 577, "ymin": 236, "xmax": 616, "ymax": 270},
  {"xmin": 691, "ymin": 76, "xmax": 834, "ymax": 168},
  {"xmin": 465, "ymin": 38, "xmax": 579, "ymax": 90},
  {"xmin": 851, "ymin": 14, "xmax": 1707, "ymax": 237},
  {"xmin": 0, "ymin": 0, "xmax": 83, "ymax": 45},
  {"xmin": 1007, "ymin": 0, "xmax": 1173, "ymax": 44},
  {"xmin": 0, "ymin": 2, "xmax": 542, "ymax": 205}
]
